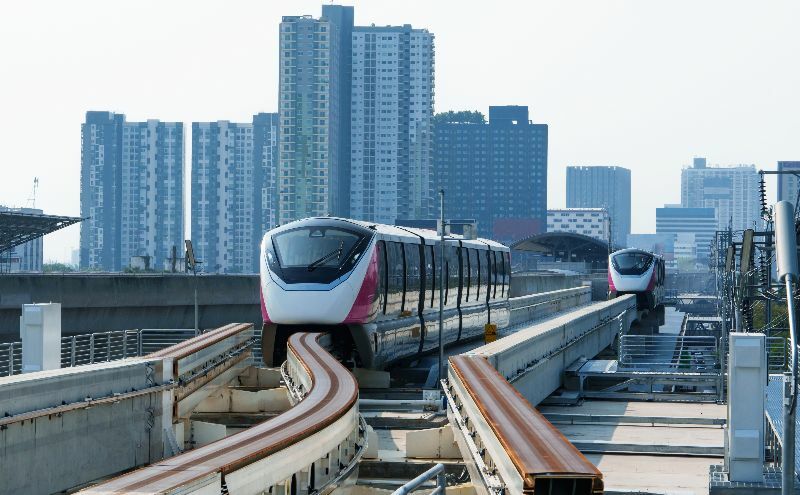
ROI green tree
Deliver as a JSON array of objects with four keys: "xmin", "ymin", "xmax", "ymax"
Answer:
[
  {"xmin": 42, "ymin": 262, "xmax": 76, "ymax": 273},
  {"xmin": 433, "ymin": 110, "xmax": 486, "ymax": 126}
]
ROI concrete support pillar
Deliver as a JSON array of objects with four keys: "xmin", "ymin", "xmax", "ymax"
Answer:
[{"xmin": 20, "ymin": 302, "xmax": 61, "ymax": 373}]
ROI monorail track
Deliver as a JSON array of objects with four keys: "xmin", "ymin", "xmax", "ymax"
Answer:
[{"xmin": 82, "ymin": 332, "xmax": 360, "ymax": 494}]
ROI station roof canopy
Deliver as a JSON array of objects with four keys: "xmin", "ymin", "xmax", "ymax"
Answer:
[
  {"xmin": 510, "ymin": 231, "xmax": 616, "ymax": 264},
  {"xmin": 0, "ymin": 210, "xmax": 83, "ymax": 254}
]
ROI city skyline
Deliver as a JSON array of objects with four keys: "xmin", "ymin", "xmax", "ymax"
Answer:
[{"xmin": 1, "ymin": 1, "xmax": 798, "ymax": 262}]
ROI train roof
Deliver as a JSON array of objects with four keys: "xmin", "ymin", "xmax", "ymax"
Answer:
[
  {"xmin": 610, "ymin": 247, "xmax": 663, "ymax": 259},
  {"xmin": 269, "ymin": 217, "xmax": 508, "ymax": 250}
]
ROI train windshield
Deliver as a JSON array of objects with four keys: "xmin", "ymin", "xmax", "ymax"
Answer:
[
  {"xmin": 612, "ymin": 252, "xmax": 653, "ymax": 276},
  {"xmin": 270, "ymin": 226, "xmax": 372, "ymax": 284}
]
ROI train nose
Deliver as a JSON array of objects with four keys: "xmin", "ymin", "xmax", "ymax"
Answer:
[{"xmin": 264, "ymin": 281, "xmax": 357, "ymax": 324}]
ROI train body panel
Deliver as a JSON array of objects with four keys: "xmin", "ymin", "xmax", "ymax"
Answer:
[
  {"xmin": 259, "ymin": 217, "xmax": 511, "ymax": 369},
  {"xmin": 608, "ymin": 248, "xmax": 665, "ymax": 310}
]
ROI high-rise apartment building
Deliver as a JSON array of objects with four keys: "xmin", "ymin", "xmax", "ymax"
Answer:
[
  {"xmin": 80, "ymin": 111, "xmax": 184, "ymax": 271},
  {"xmin": 278, "ymin": 6, "xmax": 353, "ymax": 223},
  {"xmin": 655, "ymin": 206, "xmax": 716, "ymax": 263},
  {"xmin": 778, "ymin": 161, "xmax": 800, "ymax": 204},
  {"xmin": 566, "ymin": 166, "xmax": 631, "ymax": 246},
  {"xmin": 434, "ymin": 106, "xmax": 548, "ymax": 242},
  {"xmin": 191, "ymin": 113, "xmax": 279, "ymax": 273},
  {"xmin": 680, "ymin": 157, "xmax": 761, "ymax": 232},
  {"xmin": 350, "ymin": 24, "xmax": 434, "ymax": 224}
]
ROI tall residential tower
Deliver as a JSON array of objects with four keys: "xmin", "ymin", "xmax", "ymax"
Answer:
[
  {"xmin": 191, "ymin": 113, "xmax": 279, "ymax": 273},
  {"xmin": 350, "ymin": 24, "xmax": 434, "ymax": 223},
  {"xmin": 278, "ymin": 6, "xmax": 354, "ymax": 223},
  {"xmin": 80, "ymin": 111, "xmax": 184, "ymax": 271}
]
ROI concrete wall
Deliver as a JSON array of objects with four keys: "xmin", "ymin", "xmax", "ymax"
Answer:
[
  {"xmin": 509, "ymin": 271, "xmax": 586, "ymax": 298},
  {"xmin": 0, "ymin": 274, "xmax": 261, "ymax": 341},
  {"xmin": 0, "ymin": 272, "xmax": 588, "ymax": 342},
  {"xmin": 0, "ymin": 359, "xmax": 169, "ymax": 494},
  {"xmin": 472, "ymin": 295, "xmax": 638, "ymax": 407}
]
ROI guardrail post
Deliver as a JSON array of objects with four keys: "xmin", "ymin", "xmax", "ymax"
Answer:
[
  {"xmin": 7, "ymin": 343, "xmax": 13, "ymax": 376},
  {"xmin": 106, "ymin": 331, "xmax": 111, "ymax": 362},
  {"xmin": 70, "ymin": 337, "xmax": 76, "ymax": 367},
  {"xmin": 123, "ymin": 331, "xmax": 127, "ymax": 358},
  {"xmin": 89, "ymin": 334, "xmax": 95, "ymax": 364}
]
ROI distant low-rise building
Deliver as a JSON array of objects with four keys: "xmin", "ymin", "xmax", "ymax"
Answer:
[
  {"xmin": 656, "ymin": 206, "xmax": 716, "ymax": 266},
  {"xmin": 547, "ymin": 208, "xmax": 609, "ymax": 242},
  {"xmin": 0, "ymin": 206, "xmax": 44, "ymax": 272}
]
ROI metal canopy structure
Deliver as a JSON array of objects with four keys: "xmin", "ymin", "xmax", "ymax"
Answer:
[
  {"xmin": 0, "ymin": 210, "xmax": 82, "ymax": 254},
  {"xmin": 510, "ymin": 231, "xmax": 616, "ymax": 264}
]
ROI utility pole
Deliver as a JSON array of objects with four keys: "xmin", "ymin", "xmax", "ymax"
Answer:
[
  {"xmin": 438, "ymin": 190, "xmax": 446, "ymax": 386},
  {"xmin": 775, "ymin": 201, "xmax": 798, "ymax": 495},
  {"xmin": 185, "ymin": 240, "xmax": 199, "ymax": 335}
]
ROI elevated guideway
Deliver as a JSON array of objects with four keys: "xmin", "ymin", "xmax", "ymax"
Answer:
[
  {"xmin": 444, "ymin": 295, "xmax": 638, "ymax": 495},
  {"xmin": 1, "ymin": 285, "xmax": 613, "ymax": 495}
]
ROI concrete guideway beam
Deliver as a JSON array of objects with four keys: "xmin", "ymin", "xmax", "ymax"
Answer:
[
  {"xmin": 0, "ymin": 359, "xmax": 173, "ymax": 494},
  {"xmin": 81, "ymin": 332, "xmax": 366, "ymax": 495},
  {"xmin": 445, "ymin": 295, "xmax": 637, "ymax": 495}
]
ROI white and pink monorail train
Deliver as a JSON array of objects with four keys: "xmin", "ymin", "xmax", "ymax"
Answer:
[
  {"xmin": 259, "ymin": 217, "xmax": 510, "ymax": 369},
  {"xmin": 608, "ymin": 248, "xmax": 666, "ymax": 310}
]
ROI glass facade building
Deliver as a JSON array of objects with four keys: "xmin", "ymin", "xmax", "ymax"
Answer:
[
  {"xmin": 655, "ymin": 206, "xmax": 716, "ymax": 263},
  {"xmin": 778, "ymin": 161, "xmax": 800, "ymax": 204},
  {"xmin": 434, "ymin": 106, "xmax": 548, "ymax": 242}
]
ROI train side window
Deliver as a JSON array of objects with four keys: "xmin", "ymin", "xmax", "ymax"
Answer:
[
  {"xmin": 479, "ymin": 249, "xmax": 489, "ymax": 303},
  {"xmin": 456, "ymin": 246, "xmax": 464, "ymax": 304},
  {"xmin": 463, "ymin": 247, "xmax": 471, "ymax": 302},
  {"xmin": 445, "ymin": 244, "xmax": 459, "ymax": 306},
  {"xmin": 472, "ymin": 249, "xmax": 481, "ymax": 301},
  {"xmin": 498, "ymin": 250, "xmax": 505, "ymax": 298},
  {"xmin": 386, "ymin": 242, "xmax": 404, "ymax": 315},
  {"xmin": 425, "ymin": 244, "xmax": 435, "ymax": 308},
  {"xmin": 377, "ymin": 240, "xmax": 388, "ymax": 314},
  {"xmin": 405, "ymin": 242, "xmax": 421, "ymax": 312},
  {"xmin": 491, "ymin": 251, "xmax": 498, "ymax": 300},
  {"xmin": 505, "ymin": 252, "xmax": 511, "ymax": 294}
]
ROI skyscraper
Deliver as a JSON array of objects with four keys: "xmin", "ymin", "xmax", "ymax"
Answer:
[
  {"xmin": 278, "ymin": 6, "xmax": 353, "ymax": 224},
  {"xmin": 434, "ymin": 106, "xmax": 548, "ymax": 241},
  {"xmin": 191, "ymin": 113, "xmax": 279, "ymax": 273},
  {"xmin": 566, "ymin": 166, "xmax": 631, "ymax": 246},
  {"xmin": 777, "ymin": 161, "xmax": 800, "ymax": 204},
  {"xmin": 680, "ymin": 157, "xmax": 761, "ymax": 231},
  {"xmin": 80, "ymin": 111, "xmax": 184, "ymax": 271},
  {"xmin": 350, "ymin": 24, "xmax": 434, "ymax": 224}
]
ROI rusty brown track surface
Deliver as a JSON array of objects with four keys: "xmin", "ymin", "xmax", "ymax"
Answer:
[
  {"xmin": 147, "ymin": 323, "xmax": 252, "ymax": 359},
  {"xmin": 82, "ymin": 332, "xmax": 358, "ymax": 494},
  {"xmin": 450, "ymin": 355, "xmax": 602, "ymax": 492}
]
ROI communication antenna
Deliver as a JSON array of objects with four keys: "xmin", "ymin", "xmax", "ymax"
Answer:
[{"xmin": 27, "ymin": 177, "xmax": 39, "ymax": 208}]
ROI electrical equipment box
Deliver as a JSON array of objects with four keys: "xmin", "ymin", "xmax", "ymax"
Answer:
[
  {"xmin": 20, "ymin": 303, "xmax": 62, "ymax": 373},
  {"xmin": 727, "ymin": 332, "xmax": 766, "ymax": 482}
]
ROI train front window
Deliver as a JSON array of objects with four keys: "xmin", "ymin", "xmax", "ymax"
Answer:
[
  {"xmin": 612, "ymin": 252, "xmax": 653, "ymax": 276},
  {"xmin": 270, "ymin": 226, "xmax": 371, "ymax": 284}
]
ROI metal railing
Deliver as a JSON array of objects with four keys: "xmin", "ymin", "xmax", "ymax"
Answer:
[
  {"xmin": 1, "ymin": 329, "xmax": 201, "ymax": 377},
  {"xmin": 0, "ymin": 342, "xmax": 22, "ymax": 376},
  {"xmin": 767, "ymin": 336, "xmax": 788, "ymax": 373},
  {"xmin": 619, "ymin": 335, "xmax": 718, "ymax": 371},
  {"xmin": 391, "ymin": 463, "xmax": 446, "ymax": 495}
]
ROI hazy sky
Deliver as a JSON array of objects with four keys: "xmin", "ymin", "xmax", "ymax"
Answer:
[{"xmin": 1, "ymin": 1, "xmax": 798, "ymax": 262}]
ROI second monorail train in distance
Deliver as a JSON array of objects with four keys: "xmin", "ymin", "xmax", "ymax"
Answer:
[
  {"xmin": 259, "ymin": 217, "xmax": 510, "ymax": 369},
  {"xmin": 608, "ymin": 248, "xmax": 666, "ymax": 310}
]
